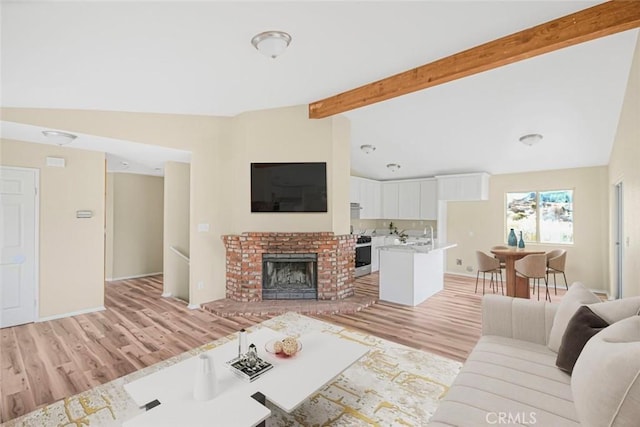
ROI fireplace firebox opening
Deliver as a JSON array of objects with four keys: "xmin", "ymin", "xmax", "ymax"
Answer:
[{"xmin": 262, "ymin": 253, "xmax": 317, "ymax": 300}]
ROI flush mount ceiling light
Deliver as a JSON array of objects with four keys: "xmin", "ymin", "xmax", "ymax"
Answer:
[
  {"xmin": 42, "ymin": 130, "xmax": 77, "ymax": 146},
  {"xmin": 360, "ymin": 144, "xmax": 376, "ymax": 154},
  {"xmin": 251, "ymin": 30, "xmax": 292, "ymax": 59},
  {"xmin": 519, "ymin": 133, "xmax": 543, "ymax": 146},
  {"xmin": 387, "ymin": 163, "xmax": 401, "ymax": 172}
]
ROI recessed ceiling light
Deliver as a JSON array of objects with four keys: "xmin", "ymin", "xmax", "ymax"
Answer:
[
  {"xmin": 519, "ymin": 133, "xmax": 543, "ymax": 146},
  {"xmin": 387, "ymin": 163, "xmax": 401, "ymax": 172},
  {"xmin": 360, "ymin": 144, "xmax": 376, "ymax": 154},
  {"xmin": 251, "ymin": 30, "xmax": 292, "ymax": 59},
  {"xmin": 42, "ymin": 130, "xmax": 77, "ymax": 146}
]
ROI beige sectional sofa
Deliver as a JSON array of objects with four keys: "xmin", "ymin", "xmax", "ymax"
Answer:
[{"xmin": 429, "ymin": 287, "xmax": 640, "ymax": 427}]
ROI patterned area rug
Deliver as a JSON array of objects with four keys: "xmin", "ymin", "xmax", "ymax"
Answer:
[{"xmin": 2, "ymin": 313, "xmax": 461, "ymax": 426}]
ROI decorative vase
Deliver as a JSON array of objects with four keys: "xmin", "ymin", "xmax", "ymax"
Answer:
[
  {"xmin": 508, "ymin": 228, "xmax": 517, "ymax": 247},
  {"xmin": 518, "ymin": 231, "xmax": 525, "ymax": 248},
  {"xmin": 193, "ymin": 353, "xmax": 217, "ymax": 401}
]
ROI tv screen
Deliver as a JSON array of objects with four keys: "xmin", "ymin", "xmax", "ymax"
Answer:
[{"xmin": 251, "ymin": 162, "xmax": 327, "ymax": 212}]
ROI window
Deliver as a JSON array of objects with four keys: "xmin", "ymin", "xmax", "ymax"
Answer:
[{"xmin": 506, "ymin": 190, "xmax": 573, "ymax": 244}]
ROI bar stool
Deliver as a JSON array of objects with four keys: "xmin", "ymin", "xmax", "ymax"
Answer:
[
  {"xmin": 475, "ymin": 251, "xmax": 503, "ymax": 295},
  {"xmin": 515, "ymin": 254, "xmax": 549, "ymax": 301},
  {"xmin": 546, "ymin": 249, "xmax": 568, "ymax": 295}
]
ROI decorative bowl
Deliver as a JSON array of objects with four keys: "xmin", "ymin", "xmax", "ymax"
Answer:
[{"xmin": 265, "ymin": 338, "xmax": 302, "ymax": 358}]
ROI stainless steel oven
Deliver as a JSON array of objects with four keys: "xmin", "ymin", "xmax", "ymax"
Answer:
[{"xmin": 355, "ymin": 235, "xmax": 372, "ymax": 277}]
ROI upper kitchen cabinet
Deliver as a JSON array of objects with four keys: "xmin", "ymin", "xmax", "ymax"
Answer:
[
  {"xmin": 398, "ymin": 181, "xmax": 420, "ymax": 219},
  {"xmin": 349, "ymin": 176, "xmax": 361, "ymax": 204},
  {"xmin": 351, "ymin": 176, "xmax": 381, "ymax": 218},
  {"xmin": 419, "ymin": 179, "xmax": 437, "ymax": 220},
  {"xmin": 382, "ymin": 179, "xmax": 436, "ymax": 220},
  {"xmin": 360, "ymin": 178, "xmax": 381, "ymax": 219},
  {"xmin": 381, "ymin": 182, "xmax": 399, "ymax": 219},
  {"xmin": 436, "ymin": 173, "xmax": 490, "ymax": 201}
]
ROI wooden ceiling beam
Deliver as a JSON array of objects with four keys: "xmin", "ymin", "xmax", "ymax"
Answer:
[{"xmin": 308, "ymin": 1, "xmax": 640, "ymax": 119}]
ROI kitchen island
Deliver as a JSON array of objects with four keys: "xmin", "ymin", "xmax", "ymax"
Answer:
[{"xmin": 378, "ymin": 242, "xmax": 457, "ymax": 306}]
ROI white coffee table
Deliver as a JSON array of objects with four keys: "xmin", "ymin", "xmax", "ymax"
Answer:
[{"xmin": 122, "ymin": 327, "xmax": 369, "ymax": 426}]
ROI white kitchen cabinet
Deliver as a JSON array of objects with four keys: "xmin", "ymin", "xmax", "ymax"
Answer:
[
  {"xmin": 398, "ymin": 181, "xmax": 421, "ymax": 219},
  {"xmin": 381, "ymin": 183, "xmax": 399, "ymax": 219},
  {"xmin": 350, "ymin": 177, "xmax": 381, "ymax": 218},
  {"xmin": 436, "ymin": 173, "xmax": 490, "ymax": 201},
  {"xmin": 360, "ymin": 178, "xmax": 381, "ymax": 219},
  {"xmin": 419, "ymin": 179, "xmax": 437, "ymax": 220},
  {"xmin": 349, "ymin": 176, "xmax": 361, "ymax": 203},
  {"xmin": 370, "ymin": 236, "xmax": 386, "ymax": 272}
]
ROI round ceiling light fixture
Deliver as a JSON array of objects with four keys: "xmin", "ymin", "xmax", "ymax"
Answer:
[
  {"xmin": 360, "ymin": 144, "xmax": 376, "ymax": 154},
  {"xmin": 251, "ymin": 30, "xmax": 292, "ymax": 59},
  {"xmin": 42, "ymin": 130, "xmax": 77, "ymax": 146},
  {"xmin": 519, "ymin": 133, "xmax": 543, "ymax": 146},
  {"xmin": 387, "ymin": 163, "xmax": 401, "ymax": 172}
]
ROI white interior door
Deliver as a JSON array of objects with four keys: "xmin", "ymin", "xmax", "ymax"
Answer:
[{"xmin": 1, "ymin": 167, "xmax": 38, "ymax": 328}]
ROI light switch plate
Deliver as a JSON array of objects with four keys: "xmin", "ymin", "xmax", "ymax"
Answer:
[{"xmin": 197, "ymin": 223, "xmax": 210, "ymax": 232}]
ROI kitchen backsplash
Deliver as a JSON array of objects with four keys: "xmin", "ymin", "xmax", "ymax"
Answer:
[{"xmin": 351, "ymin": 219, "xmax": 437, "ymax": 236}]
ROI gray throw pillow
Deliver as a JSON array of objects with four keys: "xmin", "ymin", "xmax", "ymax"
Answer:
[
  {"xmin": 572, "ymin": 315, "xmax": 640, "ymax": 427},
  {"xmin": 556, "ymin": 305, "xmax": 608, "ymax": 374}
]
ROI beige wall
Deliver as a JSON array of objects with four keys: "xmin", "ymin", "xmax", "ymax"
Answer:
[
  {"xmin": 163, "ymin": 162, "xmax": 190, "ymax": 301},
  {"xmin": 108, "ymin": 173, "xmax": 164, "ymax": 280},
  {"xmin": 0, "ymin": 108, "xmax": 229, "ymax": 304},
  {"xmin": 0, "ymin": 139, "xmax": 105, "ymax": 318},
  {"xmin": 229, "ymin": 106, "xmax": 350, "ymax": 234},
  {"xmin": 609, "ymin": 33, "xmax": 640, "ymax": 297},
  {"xmin": 446, "ymin": 167, "xmax": 609, "ymax": 293},
  {"xmin": 1, "ymin": 105, "xmax": 349, "ymax": 305}
]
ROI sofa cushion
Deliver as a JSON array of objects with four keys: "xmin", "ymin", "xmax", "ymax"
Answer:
[
  {"xmin": 572, "ymin": 315, "xmax": 640, "ymax": 427},
  {"xmin": 429, "ymin": 335, "xmax": 580, "ymax": 426},
  {"xmin": 556, "ymin": 306, "xmax": 609, "ymax": 374},
  {"xmin": 548, "ymin": 282, "xmax": 601, "ymax": 353},
  {"xmin": 588, "ymin": 296, "xmax": 640, "ymax": 324}
]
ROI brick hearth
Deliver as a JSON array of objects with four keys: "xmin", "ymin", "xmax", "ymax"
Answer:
[{"xmin": 222, "ymin": 232, "xmax": 356, "ymax": 302}]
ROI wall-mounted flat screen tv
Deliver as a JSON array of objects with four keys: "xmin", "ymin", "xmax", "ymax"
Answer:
[{"xmin": 251, "ymin": 162, "xmax": 327, "ymax": 212}]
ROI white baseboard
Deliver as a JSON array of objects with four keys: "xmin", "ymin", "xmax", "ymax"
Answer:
[
  {"xmin": 446, "ymin": 271, "xmax": 477, "ymax": 279},
  {"xmin": 38, "ymin": 306, "xmax": 105, "ymax": 322},
  {"xmin": 161, "ymin": 292, "xmax": 173, "ymax": 298},
  {"xmin": 107, "ymin": 272, "xmax": 163, "ymax": 282},
  {"xmin": 187, "ymin": 303, "xmax": 200, "ymax": 310}
]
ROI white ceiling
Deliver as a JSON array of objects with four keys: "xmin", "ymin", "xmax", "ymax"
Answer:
[
  {"xmin": 1, "ymin": 1, "xmax": 637, "ymax": 179},
  {"xmin": 0, "ymin": 121, "xmax": 191, "ymax": 176}
]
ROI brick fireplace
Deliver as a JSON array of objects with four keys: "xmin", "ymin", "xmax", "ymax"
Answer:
[{"xmin": 222, "ymin": 232, "xmax": 356, "ymax": 302}]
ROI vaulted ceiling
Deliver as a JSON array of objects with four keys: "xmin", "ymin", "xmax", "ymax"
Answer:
[{"xmin": 1, "ymin": 1, "xmax": 638, "ymax": 179}]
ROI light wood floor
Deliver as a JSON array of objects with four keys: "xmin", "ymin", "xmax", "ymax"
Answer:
[{"xmin": 0, "ymin": 273, "xmax": 566, "ymax": 423}]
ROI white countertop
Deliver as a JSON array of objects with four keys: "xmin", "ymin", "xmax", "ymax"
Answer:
[{"xmin": 378, "ymin": 242, "xmax": 457, "ymax": 253}]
